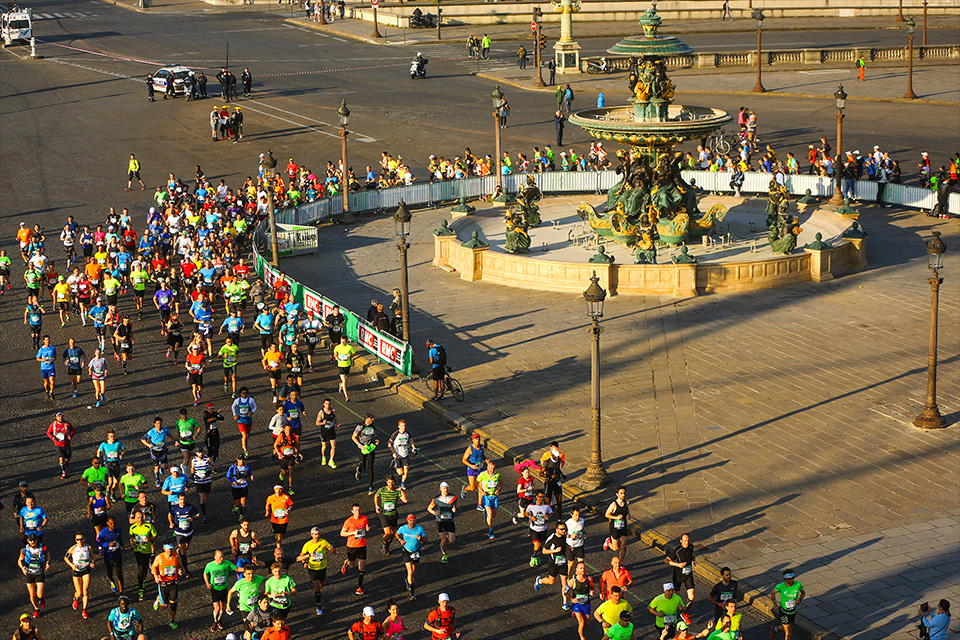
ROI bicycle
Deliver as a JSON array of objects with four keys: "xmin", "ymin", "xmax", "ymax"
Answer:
[
  {"xmin": 421, "ymin": 365, "xmax": 464, "ymax": 402},
  {"xmin": 709, "ymin": 128, "xmax": 733, "ymax": 156}
]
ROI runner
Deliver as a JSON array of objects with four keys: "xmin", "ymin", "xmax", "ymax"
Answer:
[
  {"xmin": 424, "ymin": 593, "xmax": 459, "ymax": 640},
  {"xmin": 201, "ymin": 402, "xmax": 225, "ymax": 465},
  {"xmin": 427, "ymin": 482, "xmax": 458, "ymax": 564},
  {"xmin": 316, "ymin": 397, "xmax": 339, "ymax": 468},
  {"xmin": 88, "ymin": 485, "xmax": 111, "ymax": 537},
  {"xmin": 230, "ymin": 519, "xmax": 261, "ymax": 574},
  {"xmin": 383, "ymin": 600, "xmax": 408, "ymax": 639},
  {"xmin": 603, "ymin": 610, "xmax": 635, "ymax": 640},
  {"xmin": 375, "ymin": 475, "xmax": 408, "ymax": 556},
  {"xmin": 770, "ymin": 570, "xmax": 804, "ymax": 640},
  {"xmin": 594, "ymin": 585, "xmax": 632, "ymax": 634},
  {"xmin": 603, "ymin": 485, "xmax": 631, "ymax": 560},
  {"xmin": 647, "ymin": 582, "xmax": 686, "ymax": 640},
  {"xmin": 333, "ymin": 335, "xmax": 356, "ymax": 402},
  {"xmin": 273, "ymin": 424, "xmax": 300, "ymax": 496},
  {"xmin": 242, "ymin": 597, "xmax": 273, "ymax": 640},
  {"xmin": 190, "ymin": 449, "xmax": 214, "ymax": 521},
  {"xmin": 539, "ymin": 441, "xmax": 566, "ymax": 519},
  {"xmin": 255, "ymin": 304, "xmax": 275, "ymax": 358},
  {"xmin": 203, "ymin": 549, "xmax": 237, "ymax": 632},
  {"xmin": 232, "ymin": 387, "xmax": 258, "ymax": 458},
  {"xmin": 339, "ymin": 503, "xmax": 370, "ymax": 595},
  {"xmin": 88, "ymin": 297, "xmax": 108, "ymax": 351},
  {"xmin": 18, "ymin": 534, "xmax": 49, "ymax": 617},
  {"xmin": 140, "ymin": 417, "xmax": 169, "ymax": 488},
  {"xmin": 707, "ymin": 567, "xmax": 740, "ymax": 625},
  {"xmin": 522, "ymin": 490, "xmax": 553, "ymax": 567},
  {"xmin": 459, "ymin": 433, "xmax": 485, "ymax": 502},
  {"xmin": 396, "ymin": 514, "xmax": 427, "ymax": 600},
  {"xmin": 98, "ymin": 429, "xmax": 125, "ymax": 502},
  {"xmin": 296, "ymin": 526, "xmax": 336, "ymax": 616},
  {"xmin": 154, "ymin": 280, "xmax": 177, "ymax": 334},
  {"xmin": 565, "ymin": 562, "xmax": 595, "ymax": 640},
  {"xmin": 63, "ymin": 337, "xmax": 85, "ymax": 398},
  {"xmin": 164, "ymin": 311, "xmax": 183, "ymax": 364},
  {"xmin": 87, "ymin": 347, "xmax": 107, "ymax": 406},
  {"xmin": 97, "ymin": 516, "xmax": 125, "ymax": 595},
  {"xmin": 107, "ymin": 595, "xmax": 147, "ymax": 640},
  {"xmin": 261, "ymin": 615, "xmax": 293, "ymax": 640},
  {"xmin": 64, "ymin": 532, "xmax": 95, "ymax": 619},
  {"xmin": 168, "ymin": 492, "xmax": 200, "ymax": 577},
  {"xmin": 151, "ymin": 541, "xmax": 183, "ymax": 629},
  {"xmin": 705, "ymin": 601, "xmax": 741, "ymax": 638},
  {"xmin": 349, "ymin": 606, "xmax": 384, "ymax": 640},
  {"xmin": 387, "ymin": 420, "xmax": 417, "ymax": 490},
  {"xmin": 282, "ymin": 389, "xmax": 306, "ymax": 442},
  {"xmin": 265, "ymin": 484, "xmax": 294, "ymax": 546},
  {"xmin": 35, "ymin": 335, "xmax": 56, "ymax": 400},
  {"xmin": 512, "ymin": 465, "xmax": 536, "ymax": 526},
  {"xmin": 160, "ymin": 465, "xmax": 189, "ymax": 512},
  {"xmin": 185, "ymin": 344, "xmax": 206, "ymax": 406},
  {"xmin": 130, "ymin": 262, "xmax": 149, "ymax": 318},
  {"xmin": 227, "ymin": 454, "xmax": 255, "ymax": 521},
  {"xmin": 600, "ymin": 556, "xmax": 633, "ymax": 600},
  {"xmin": 216, "ymin": 334, "xmax": 240, "ymax": 397},
  {"xmin": 665, "ymin": 533, "xmax": 697, "ymax": 607},
  {"xmin": 129, "ymin": 509, "xmax": 157, "ymax": 601},
  {"xmin": 113, "ymin": 315, "xmax": 135, "ymax": 374},
  {"xmin": 262, "ymin": 343, "xmax": 284, "ymax": 403},
  {"xmin": 277, "ymin": 374, "xmax": 300, "ymax": 405},
  {"xmin": 264, "ymin": 561, "xmax": 297, "ymax": 620},
  {"xmin": 128, "ymin": 492, "xmax": 157, "ymax": 529},
  {"xmin": 46, "ymin": 410, "xmax": 75, "ymax": 479},
  {"xmin": 301, "ymin": 310, "xmax": 323, "ymax": 372},
  {"xmin": 24, "ymin": 299, "xmax": 45, "ymax": 351},
  {"xmin": 565, "ymin": 505, "xmax": 586, "ymax": 579},
  {"xmin": 219, "ymin": 308, "xmax": 245, "ymax": 347},
  {"xmin": 227, "ymin": 565, "xmax": 266, "ymax": 621},
  {"xmin": 476, "ymin": 460, "xmax": 502, "ymax": 539},
  {"xmin": 284, "ymin": 342, "xmax": 306, "ymax": 387},
  {"xmin": 352, "ymin": 414, "xmax": 379, "ymax": 495},
  {"xmin": 324, "ymin": 304, "xmax": 345, "ymax": 361},
  {"xmin": 80, "ymin": 456, "xmax": 109, "ymax": 499},
  {"xmin": 52, "ymin": 275, "xmax": 71, "ymax": 326},
  {"xmin": 0, "ymin": 249, "xmax": 11, "ymax": 294}
]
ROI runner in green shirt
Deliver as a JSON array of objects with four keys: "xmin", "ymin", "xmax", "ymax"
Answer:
[
  {"xmin": 374, "ymin": 475, "xmax": 408, "ymax": 555},
  {"xmin": 226, "ymin": 566, "xmax": 265, "ymax": 615},
  {"xmin": 771, "ymin": 570, "xmax": 804, "ymax": 639},
  {"xmin": 218, "ymin": 338, "xmax": 240, "ymax": 397},
  {"xmin": 476, "ymin": 460, "xmax": 501, "ymax": 539},
  {"xmin": 264, "ymin": 562, "xmax": 296, "ymax": 618},
  {"xmin": 119, "ymin": 462, "xmax": 146, "ymax": 513},
  {"xmin": 604, "ymin": 610, "xmax": 634, "ymax": 639},
  {"xmin": 130, "ymin": 267, "xmax": 149, "ymax": 318},
  {"xmin": 129, "ymin": 510, "xmax": 157, "ymax": 600},
  {"xmin": 647, "ymin": 583, "xmax": 685, "ymax": 638},
  {"xmin": 175, "ymin": 408, "xmax": 200, "ymax": 466},
  {"xmin": 203, "ymin": 549, "xmax": 238, "ymax": 631},
  {"xmin": 81, "ymin": 457, "xmax": 109, "ymax": 497}
]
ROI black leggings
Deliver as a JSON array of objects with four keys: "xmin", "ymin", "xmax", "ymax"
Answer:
[
  {"xmin": 206, "ymin": 430, "xmax": 221, "ymax": 464},
  {"xmin": 358, "ymin": 451, "xmax": 375, "ymax": 488},
  {"xmin": 135, "ymin": 552, "xmax": 152, "ymax": 590}
]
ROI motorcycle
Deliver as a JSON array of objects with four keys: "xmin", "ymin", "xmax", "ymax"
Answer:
[
  {"xmin": 586, "ymin": 57, "xmax": 614, "ymax": 74},
  {"xmin": 409, "ymin": 10, "xmax": 436, "ymax": 28},
  {"xmin": 410, "ymin": 56, "xmax": 427, "ymax": 79}
]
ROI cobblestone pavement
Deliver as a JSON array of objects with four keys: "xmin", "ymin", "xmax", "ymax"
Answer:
[{"xmin": 283, "ymin": 197, "xmax": 960, "ymax": 640}]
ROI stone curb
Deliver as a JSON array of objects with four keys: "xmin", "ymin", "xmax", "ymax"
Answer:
[
  {"xmin": 102, "ymin": 0, "xmax": 147, "ymax": 13},
  {"xmin": 342, "ymin": 348, "xmax": 841, "ymax": 640}
]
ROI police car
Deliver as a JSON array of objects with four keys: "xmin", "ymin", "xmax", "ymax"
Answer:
[{"xmin": 151, "ymin": 65, "xmax": 192, "ymax": 96}]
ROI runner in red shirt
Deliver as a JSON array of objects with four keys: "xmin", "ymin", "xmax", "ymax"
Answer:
[
  {"xmin": 348, "ymin": 606, "xmax": 384, "ymax": 640},
  {"xmin": 273, "ymin": 273, "xmax": 290, "ymax": 304},
  {"xmin": 233, "ymin": 259, "xmax": 251, "ymax": 278},
  {"xmin": 46, "ymin": 411, "xmax": 76, "ymax": 479},
  {"xmin": 600, "ymin": 556, "xmax": 632, "ymax": 600},
  {"xmin": 261, "ymin": 615, "xmax": 292, "ymax": 640},
  {"xmin": 339, "ymin": 504, "xmax": 369, "ymax": 595},
  {"xmin": 425, "ymin": 593, "xmax": 460, "ymax": 639}
]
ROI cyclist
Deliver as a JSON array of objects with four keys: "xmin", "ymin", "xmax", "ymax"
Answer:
[{"xmin": 426, "ymin": 339, "xmax": 447, "ymax": 400}]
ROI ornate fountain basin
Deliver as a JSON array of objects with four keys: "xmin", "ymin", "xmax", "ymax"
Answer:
[{"xmin": 568, "ymin": 105, "xmax": 731, "ymax": 147}]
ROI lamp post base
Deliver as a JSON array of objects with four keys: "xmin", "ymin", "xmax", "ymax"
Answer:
[
  {"xmin": 827, "ymin": 191, "xmax": 846, "ymax": 208},
  {"xmin": 903, "ymin": 89, "xmax": 917, "ymax": 100},
  {"xmin": 752, "ymin": 82, "xmax": 766, "ymax": 93},
  {"xmin": 339, "ymin": 211, "xmax": 356, "ymax": 224},
  {"xmin": 913, "ymin": 406, "xmax": 946, "ymax": 429},
  {"xmin": 579, "ymin": 464, "xmax": 608, "ymax": 491}
]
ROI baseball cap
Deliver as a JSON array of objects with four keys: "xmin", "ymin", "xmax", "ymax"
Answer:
[
  {"xmin": 438, "ymin": 593, "xmax": 450, "ymax": 602},
  {"xmin": 439, "ymin": 481, "xmax": 450, "ymax": 489},
  {"xmin": 206, "ymin": 402, "xmax": 214, "ymax": 408},
  {"xmin": 362, "ymin": 606, "xmax": 375, "ymax": 617},
  {"xmin": 783, "ymin": 570, "xmax": 796, "ymax": 579},
  {"xmin": 310, "ymin": 526, "xmax": 320, "ymax": 534},
  {"xmin": 19, "ymin": 614, "xmax": 30, "ymax": 621},
  {"xmin": 226, "ymin": 635, "xmax": 237, "ymax": 640},
  {"xmin": 620, "ymin": 610, "xmax": 633, "ymax": 621},
  {"xmin": 663, "ymin": 582, "xmax": 675, "ymax": 591},
  {"xmin": 471, "ymin": 432, "xmax": 481, "ymax": 440},
  {"xmin": 676, "ymin": 620, "xmax": 688, "ymax": 630},
  {"xmin": 56, "ymin": 411, "xmax": 64, "ymax": 416},
  {"xmin": 19, "ymin": 480, "xmax": 28, "ymax": 487}
]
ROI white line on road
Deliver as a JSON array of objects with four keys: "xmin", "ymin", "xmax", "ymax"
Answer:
[
  {"xmin": 51, "ymin": 58, "xmax": 142, "ymax": 82},
  {"xmin": 799, "ymin": 70, "xmax": 849, "ymax": 75},
  {"xmin": 243, "ymin": 99, "xmax": 377, "ymax": 142}
]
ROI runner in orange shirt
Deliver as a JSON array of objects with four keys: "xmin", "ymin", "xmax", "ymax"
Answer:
[
  {"xmin": 348, "ymin": 606, "xmax": 384, "ymax": 640},
  {"xmin": 600, "ymin": 556, "xmax": 633, "ymax": 600},
  {"xmin": 261, "ymin": 344, "xmax": 283, "ymax": 403},
  {"xmin": 17, "ymin": 222, "xmax": 33, "ymax": 263},
  {"xmin": 265, "ymin": 485, "xmax": 293, "ymax": 546},
  {"xmin": 151, "ymin": 541, "xmax": 183, "ymax": 630},
  {"xmin": 339, "ymin": 503, "xmax": 369, "ymax": 596},
  {"xmin": 261, "ymin": 614, "xmax": 292, "ymax": 640}
]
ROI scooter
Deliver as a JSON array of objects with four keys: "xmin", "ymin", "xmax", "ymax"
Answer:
[
  {"xmin": 585, "ymin": 57, "xmax": 614, "ymax": 74},
  {"xmin": 410, "ymin": 56, "xmax": 427, "ymax": 79}
]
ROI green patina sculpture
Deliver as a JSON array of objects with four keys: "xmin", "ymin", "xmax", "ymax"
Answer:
[
  {"xmin": 462, "ymin": 230, "xmax": 489, "ymax": 249},
  {"xmin": 450, "ymin": 197, "xmax": 476, "ymax": 214},
  {"xmin": 765, "ymin": 179, "xmax": 791, "ymax": 229},
  {"xmin": 797, "ymin": 188, "xmax": 818, "ymax": 205},
  {"xmin": 589, "ymin": 245, "xmax": 616, "ymax": 264},
  {"xmin": 434, "ymin": 219, "xmax": 457, "ymax": 236},
  {"xmin": 836, "ymin": 198, "xmax": 860, "ymax": 217},
  {"xmin": 515, "ymin": 175, "xmax": 543, "ymax": 228},
  {"xmin": 768, "ymin": 215, "xmax": 800, "ymax": 255},
  {"xmin": 634, "ymin": 231, "xmax": 657, "ymax": 264},
  {"xmin": 804, "ymin": 232, "xmax": 833, "ymax": 251},
  {"xmin": 842, "ymin": 221, "xmax": 868, "ymax": 239},
  {"xmin": 671, "ymin": 245, "xmax": 697, "ymax": 264},
  {"xmin": 503, "ymin": 208, "xmax": 531, "ymax": 254}
]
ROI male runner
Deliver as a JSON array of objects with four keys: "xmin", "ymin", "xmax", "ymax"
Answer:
[
  {"xmin": 387, "ymin": 420, "xmax": 417, "ymax": 490},
  {"xmin": 476, "ymin": 460, "xmax": 502, "ymax": 539},
  {"xmin": 522, "ymin": 490, "xmax": 553, "ymax": 567},
  {"xmin": 46, "ymin": 410, "xmax": 75, "ymax": 478},
  {"xmin": 339, "ymin": 503, "xmax": 369, "ymax": 595},
  {"xmin": 665, "ymin": 533, "xmax": 697, "ymax": 607},
  {"xmin": 63, "ymin": 337, "xmax": 85, "ymax": 397},
  {"xmin": 227, "ymin": 454, "xmax": 254, "ymax": 520},
  {"xmin": 151, "ymin": 541, "xmax": 183, "ymax": 629},
  {"xmin": 231, "ymin": 387, "xmax": 258, "ymax": 458},
  {"xmin": 316, "ymin": 397, "xmax": 338, "ymax": 468},
  {"xmin": 296, "ymin": 526, "xmax": 335, "ymax": 616},
  {"xmin": 396, "ymin": 514, "xmax": 427, "ymax": 600},
  {"xmin": 770, "ymin": 570, "xmax": 804, "ymax": 640},
  {"xmin": 203, "ymin": 549, "xmax": 237, "ymax": 632},
  {"xmin": 265, "ymin": 484, "xmax": 293, "ymax": 545},
  {"xmin": 603, "ymin": 485, "xmax": 631, "ymax": 560},
  {"xmin": 374, "ymin": 475, "xmax": 408, "ymax": 556},
  {"xmin": 140, "ymin": 417, "xmax": 169, "ymax": 488}
]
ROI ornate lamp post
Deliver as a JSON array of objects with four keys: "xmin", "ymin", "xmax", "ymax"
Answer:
[
  {"xmin": 897, "ymin": 0, "xmax": 905, "ymax": 22},
  {"xmin": 914, "ymin": 232, "xmax": 947, "ymax": 429},
  {"xmin": 904, "ymin": 18, "xmax": 917, "ymax": 100},
  {"xmin": 260, "ymin": 150, "xmax": 280, "ymax": 266},
  {"xmin": 338, "ymin": 100, "xmax": 354, "ymax": 223},
  {"xmin": 581, "ymin": 271, "xmax": 608, "ymax": 490},
  {"xmin": 827, "ymin": 84, "xmax": 847, "ymax": 208},
  {"xmin": 393, "ymin": 201, "xmax": 412, "ymax": 343},
  {"xmin": 752, "ymin": 9, "xmax": 766, "ymax": 93},
  {"xmin": 491, "ymin": 85, "xmax": 504, "ymax": 193},
  {"xmin": 533, "ymin": 6, "xmax": 545, "ymax": 87}
]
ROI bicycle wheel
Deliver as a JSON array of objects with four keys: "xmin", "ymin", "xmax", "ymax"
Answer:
[
  {"xmin": 446, "ymin": 376, "xmax": 464, "ymax": 402},
  {"xmin": 716, "ymin": 138, "xmax": 731, "ymax": 156}
]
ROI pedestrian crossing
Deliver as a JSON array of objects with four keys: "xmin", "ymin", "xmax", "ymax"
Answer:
[
  {"xmin": 33, "ymin": 11, "xmax": 98, "ymax": 20},
  {"xmin": 429, "ymin": 44, "xmax": 514, "ymax": 73}
]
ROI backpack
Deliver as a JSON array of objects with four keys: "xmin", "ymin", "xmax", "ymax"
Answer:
[{"xmin": 433, "ymin": 344, "xmax": 447, "ymax": 367}]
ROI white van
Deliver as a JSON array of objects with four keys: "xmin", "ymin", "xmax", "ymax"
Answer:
[{"xmin": 1, "ymin": 7, "xmax": 33, "ymax": 46}]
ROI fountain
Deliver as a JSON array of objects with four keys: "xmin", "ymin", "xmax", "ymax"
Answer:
[{"xmin": 569, "ymin": 5, "xmax": 731, "ymax": 248}]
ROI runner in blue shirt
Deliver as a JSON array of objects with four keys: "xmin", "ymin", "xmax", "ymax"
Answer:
[
  {"xmin": 63, "ymin": 337, "xmax": 85, "ymax": 398},
  {"xmin": 219, "ymin": 311, "xmax": 245, "ymax": 345},
  {"xmin": 107, "ymin": 595, "xmax": 145, "ymax": 640},
  {"xmin": 255, "ymin": 307, "xmax": 275, "ymax": 356},
  {"xmin": 96, "ymin": 516, "xmax": 125, "ymax": 593},
  {"xmin": 36, "ymin": 335, "xmax": 57, "ymax": 400},
  {"xmin": 24, "ymin": 302, "xmax": 45, "ymax": 350},
  {"xmin": 396, "ymin": 514, "xmax": 427, "ymax": 599},
  {"xmin": 168, "ymin": 493, "xmax": 200, "ymax": 577},
  {"xmin": 283, "ymin": 390, "xmax": 306, "ymax": 439},
  {"xmin": 140, "ymin": 418, "xmax": 170, "ymax": 487},
  {"xmin": 88, "ymin": 297, "xmax": 109, "ymax": 351},
  {"xmin": 161, "ymin": 466, "xmax": 190, "ymax": 508},
  {"xmin": 19, "ymin": 497, "xmax": 47, "ymax": 542}
]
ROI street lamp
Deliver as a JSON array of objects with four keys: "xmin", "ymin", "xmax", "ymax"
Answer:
[
  {"xmin": 914, "ymin": 232, "xmax": 947, "ymax": 429},
  {"xmin": 338, "ymin": 100, "xmax": 354, "ymax": 222},
  {"xmin": 371, "ymin": 1, "xmax": 382, "ymax": 39},
  {"xmin": 897, "ymin": 0, "xmax": 905, "ymax": 22},
  {"xmin": 581, "ymin": 271, "xmax": 608, "ymax": 490},
  {"xmin": 923, "ymin": 0, "xmax": 927, "ymax": 46},
  {"xmin": 260, "ymin": 150, "xmax": 280, "ymax": 266},
  {"xmin": 827, "ymin": 84, "xmax": 847, "ymax": 208},
  {"xmin": 533, "ymin": 6, "xmax": 545, "ymax": 87},
  {"xmin": 393, "ymin": 201, "xmax": 412, "ymax": 342},
  {"xmin": 904, "ymin": 18, "xmax": 917, "ymax": 100},
  {"xmin": 752, "ymin": 9, "xmax": 766, "ymax": 93},
  {"xmin": 491, "ymin": 85, "xmax": 504, "ymax": 193}
]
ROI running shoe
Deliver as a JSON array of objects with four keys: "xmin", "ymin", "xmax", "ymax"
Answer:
[
  {"xmin": 72, "ymin": 391, "xmax": 78, "ymax": 398},
  {"xmin": 138, "ymin": 589, "xmax": 144, "ymax": 601},
  {"xmin": 39, "ymin": 598, "xmax": 45, "ymax": 609},
  {"xmin": 211, "ymin": 623, "xmax": 217, "ymax": 632},
  {"xmin": 82, "ymin": 609, "xmax": 89, "ymax": 619},
  {"xmin": 328, "ymin": 460, "xmax": 337, "ymax": 469},
  {"xmin": 288, "ymin": 488, "xmax": 295, "ymax": 496},
  {"xmin": 321, "ymin": 456, "xmax": 327, "ymax": 466},
  {"xmin": 442, "ymin": 554, "xmax": 449, "ymax": 564},
  {"xmin": 681, "ymin": 613, "xmax": 692, "ymax": 625},
  {"xmin": 367, "ymin": 487, "xmax": 374, "ymax": 496},
  {"xmin": 382, "ymin": 545, "xmax": 389, "ymax": 556},
  {"xmin": 73, "ymin": 598, "xmax": 79, "ymax": 611},
  {"xmin": 534, "ymin": 576, "xmax": 541, "ymax": 591},
  {"xmin": 32, "ymin": 609, "xmax": 39, "ymax": 618},
  {"xmin": 279, "ymin": 471, "xmax": 285, "ymax": 481},
  {"xmin": 110, "ymin": 580, "xmax": 118, "ymax": 593},
  {"xmin": 488, "ymin": 529, "xmax": 495, "ymax": 539},
  {"xmin": 96, "ymin": 400, "xmax": 101, "ymax": 408},
  {"xmin": 602, "ymin": 537, "xmax": 611, "ymax": 552},
  {"xmin": 561, "ymin": 602, "xmax": 570, "ymax": 611},
  {"xmin": 153, "ymin": 597, "xmax": 160, "ymax": 611},
  {"xmin": 316, "ymin": 607, "xmax": 323, "ymax": 616},
  {"xmin": 355, "ymin": 587, "xmax": 364, "ymax": 596},
  {"xmin": 400, "ymin": 482, "xmax": 406, "ymax": 490},
  {"xmin": 477, "ymin": 504, "xmax": 484, "ymax": 512},
  {"xmin": 168, "ymin": 621, "xmax": 178, "ymax": 630},
  {"xmin": 460, "ymin": 486, "xmax": 467, "ymax": 499}
]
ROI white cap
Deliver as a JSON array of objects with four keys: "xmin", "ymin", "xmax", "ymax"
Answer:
[
  {"xmin": 663, "ymin": 582, "xmax": 675, "ymax": 591},
  {"xmin": 149, "ymin": 207, "xmax": 156, "ymax": 213},
  {"xmin": 873, "ymin": 145, "xmax": 879, "ymax": 149},
  {"xmin": 922, "ymin": 152, "xmax": 928, "ymax": 156},
  {"xmin": 439, "ymin": 481, "xmax": 450, "ymax": 489},
  {"xmin": 226, "ymin": 635, "xmax": 237, "ymax": 640},
  {"xmin": 438, "ymin": 593, "xmax": 450, "ymax": 602},
  {"xmin": 363, "ymin": 606, "xmax": 375, "ymax": 617}
]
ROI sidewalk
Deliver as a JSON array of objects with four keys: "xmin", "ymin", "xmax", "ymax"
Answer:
[{"xmin": 282, "ymin": 200, "xmax": 960, "ymax": 640}]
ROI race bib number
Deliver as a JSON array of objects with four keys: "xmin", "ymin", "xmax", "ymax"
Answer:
[
  {"xmin": 409, "ymin": 551, "xmax": 420, "ymax": 561},
  {"xmin": 439, "ymin": 512, "xmax": 452, "ymax": 520},
  {"xmin": 164, "ymin": 566, "xmax": 176, "ymax": 576},
  {"xmin": 554, "ymin": 554, "xmax": 566, "ymax": 565},
  {"xmin": 108, "ymin": 541, "xmax": 120, "ymax": 552},
  {"xmin": 238, "ymin": 543, "xmax": 251, "ymax": 554},
  {"xmin": 114, "ymin": 616, "xmax": 131, "ymax": 630},
  {"xmin": 663, "ymin": 614, "xmax": 676, "ymax": 624},
  {"xmin": 25, "ymin": 518, "xmax": 39, "ymax": 529},
  {"xmin": 272, "ymin": 509, "xmax": 287, "ymax": 520},
  {"xmin": 575, "ymin": 594, "xmax": 588, "ymax": 604},
  {"xmin": 613, "ymin": 519, "xmax": 625, "ymax": 530},
  {"xmin": 784, "ymin": 598, "xmax": 797, "ymax": 609},
  {"xmin": 382, "ymin": 501, "xmax": 395, "ymax": 513},
  {"xmin": 56, "ymin": 433, "xmax": 65, "ymax": 441},
  {"xmin": 272, "ymin": 595, "xmax": 288, "ymax": 607},
  {"xmin": 214, "ymin": 574, "xmax": 227, "ymax": 587},
  {"xmin": 106, "ymin": 451, "xmax": 119, "ymax": 460},
  {"xmin": 310, "ymin": 552, "xmax": 324, "ymax": 563},
  {"xmin": 177, "ymin": 518, "xmax": 190, "ymax": 531},
  {"xmin": 353, "ymin": 529, "xmax": 366, "ymax": 539},
  {"xmin": 682, "ymin": 566, "xmax": 692, "ymax": 575},
  {"xmin": 282, "ymin": 447, "xmax": 295, "ymax": 456}
]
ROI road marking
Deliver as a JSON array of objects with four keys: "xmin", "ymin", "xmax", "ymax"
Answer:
[
  {"xmin": 332, "ymin": 37, "xmax": 347, "ymax": 42},
  {"xmin": 50, "ymin": 58, "xmax": 141, "ymax": 82},
  {"xmin": 799, "ymin": 70, "xmax": 849, "ymax": 75},
  {"xmin": 241, "ymin": 100, "xmax": 377, "ymax": 143}
]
